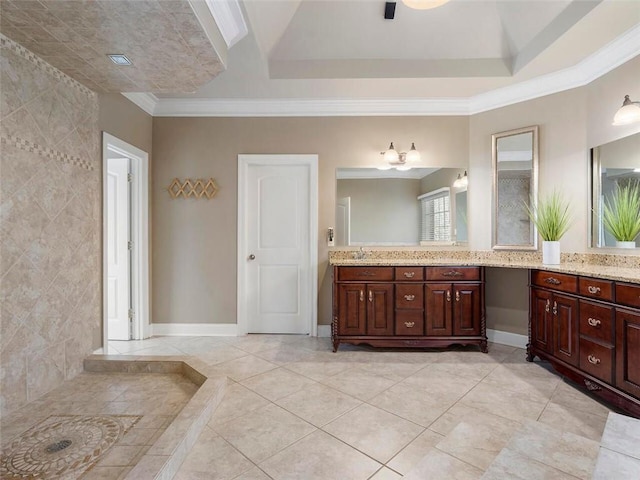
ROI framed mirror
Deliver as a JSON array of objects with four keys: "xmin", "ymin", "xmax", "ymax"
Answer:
[
  {"xmin": 492, "ymin": 126, "xmax": 539, "ymax": 250},
  {"xmin": 590, "ymin": 132, "xmax": 640, "ymax": 248},
  {"xmin": 335, "ymin": 167, "xmax": 468, "ymax": 246}
]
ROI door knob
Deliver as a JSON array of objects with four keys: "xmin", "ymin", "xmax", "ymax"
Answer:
[{"xmin": 248, "ymin": 254, "xmax": 256, "ymax": 260}]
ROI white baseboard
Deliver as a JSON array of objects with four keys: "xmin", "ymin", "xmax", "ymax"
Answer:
[
  {"xmin": 151, "ymin": 323, "xmax": 238, "ymax": 337},
  {"xmin": 487, "ymin": 329, "xmax": 528, "ymax": 349},
  {"xmin": 317, "ymin": 325, "xmax": 331, "ymax": 338}
]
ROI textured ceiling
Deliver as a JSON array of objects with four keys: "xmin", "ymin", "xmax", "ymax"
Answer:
[{"xmin": 0, "ymin": 0, "xmax": 224, "ymax": 93}]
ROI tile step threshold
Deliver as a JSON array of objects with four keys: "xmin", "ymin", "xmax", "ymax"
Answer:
[{"xmin": 84, "ymin": 355, "xmax": 227, "ymax": 480}]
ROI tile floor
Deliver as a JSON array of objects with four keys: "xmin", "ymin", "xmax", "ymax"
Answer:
[
  {"xmin": 102, "ymin": 335, "xmax": 613, "ymax": 479},
  {"xmin": 0, "ymin": 372, "xmax": 198, "ymax": 479}
]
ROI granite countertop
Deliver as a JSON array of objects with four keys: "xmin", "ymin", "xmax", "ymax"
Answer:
[{"xmin": 328, "ymin": 250, "xmax": 640, "ymax": 284}]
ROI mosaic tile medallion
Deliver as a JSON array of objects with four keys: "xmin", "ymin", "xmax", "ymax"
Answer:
[{"xmin": 0, "ymin": 415, "xmax": 140, "ymax": 479}]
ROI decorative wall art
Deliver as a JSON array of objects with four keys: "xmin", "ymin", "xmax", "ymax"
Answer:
[{"xmin": 168, "ymin": 178, "xmax": 219, "ymax": 199}]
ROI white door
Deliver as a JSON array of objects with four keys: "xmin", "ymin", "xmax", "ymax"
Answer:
[
  {"xmin": 336, "ymin": 197, "xmax": 351, "ymax": 246},
  {"xmin": 106, "ymin": 157, "xmax": 130, "ymax": 341},
  {"xmin": 239, "ymin": 155, "xmax": 318, "ymax": 335}
]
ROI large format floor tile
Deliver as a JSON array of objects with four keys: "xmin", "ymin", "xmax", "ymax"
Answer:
[
  {"xmin": 506, "ymin": 420, "xmax": 600, "ymax": 480},
  {"xmin": 275, "ymin": 382, "xmax": 362, "ymax": 427},
  {"xmin": 403, "ymin": 448, "xmax": 484, "ymax": 480},
  {"xmin": 213, "ymin": 403, "xmax": 316, "ymax": 463},
  {"xmin": 259, "ymin": 430, "xmax": 381, "ymax": 480},
  {"xmin": 599, "ymin": 412, "xmax": 640, "ymax": 460},
  {"xmin": 322, "ymin": 403, "xmax": 424, "ymax": 463},
  {"xmin": 435, "ymin": 411, "xmax": 521, "ymax": 470},
  {"xmin": 70, "ymin": 337, "xmax": 611, "ymax": 480}
]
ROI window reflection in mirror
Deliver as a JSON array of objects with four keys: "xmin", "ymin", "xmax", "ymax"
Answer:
[
  {"xmin": 492, "ymin": 126, "xmax": 538, "ymax": 250},
  {"xmin": 335, "ymin": 168, "xmax": 467, "ymax": 246},
  {"xmin": 591, "ymin": 132, "xmax": 640, "ymax": 248}
]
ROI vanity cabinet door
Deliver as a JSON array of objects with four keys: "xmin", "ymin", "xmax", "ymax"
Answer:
[
  {"xmin": 531, "ymin": 288, "xmax": 553, "ymax": 354},
  {"xmin": 552, "ymin": 293, "xmax": 579, "ymax": 367},
  {"xmin": 616, "ymin": 308, "xmax": 640, "ymax": 398},
  {"xmin": 337, "ymin": 283, "xmax": 366, "ymax": 335},
  {"xmin": 425, "ymin": 283, "xmax": 453, "ymax": 336},
  {"xmin": 367, "ymin": 284, "xmax": 394, "ymax": 336},
  {"xmin": 453, "ymin": 284, "xmax": 481, "ymax": 336}
]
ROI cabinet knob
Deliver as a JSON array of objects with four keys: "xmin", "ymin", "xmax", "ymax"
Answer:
[
  {"xmin": 404, "ymin": 294, "xmax": 415, "ymax": 301},
  {"xmin": 403, "ymin": 271, "xmax": 415, "ymax": 278},
  {"xmin": 545, "ymin": 299, "xmax": 550, "ymax": 313},
  {"xmin": 587, "ymin": 317, "xmax": 601, "ymax": 327},
  {"xmin": 359, "ymin": 290, "xmax": 364, "ymax": 302},
  {"xmin": 368, "ymin": 290, "xmax": 373, "ymax": 302},
  {"xmin": 455, "ymin": 291, "xmax": 460, "ymax": 302},
  {"xmin": 404, "ymin": 322, "xmax": 415, "ymax": 328},
  {"xmin": 552, "ymin": 301, "xmax": 558, "ymax": 315},
  {"xmin": 446, "ymin": 291, "xmax": 451, "ymax": 302},
  {"xmin": 587, "ymin": 286, "xmax": 601, "ymax": 295},
  {"xmin": 587, "ymin": 355, "xmax": 601, "ymax": 365}
]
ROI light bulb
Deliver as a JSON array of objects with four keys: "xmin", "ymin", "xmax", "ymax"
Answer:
[
  {"xmin": 384, "ymin": 142, "xmax": 399, "ymax": 163},
  {"xmin": 405, "ymin": 143, "xmax": 421, "ymax": 163}
]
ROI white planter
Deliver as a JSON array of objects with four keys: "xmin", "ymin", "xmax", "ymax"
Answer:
[
  {"xmin": 542, "ymin": 241, "xmax": 561, "ymax": 265},
  {"xmin": 616, "ymin": 241, "xmax": 636, "ymax": 249}
]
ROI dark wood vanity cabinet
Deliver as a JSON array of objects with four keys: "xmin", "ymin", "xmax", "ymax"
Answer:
[
  {"xmin": 528, "ymin": 270, "xmax": 640, "ymax": 417},
  {"xmin": 332, "ymin": 265, "xmax": 486, "ymax": 352}
]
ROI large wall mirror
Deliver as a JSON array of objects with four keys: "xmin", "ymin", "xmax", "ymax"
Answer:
[
  {"xmin": 335, "ymin": 167, "xmax": 468, "ymax": 246},
  {"xmin": 591, "ymin": 132, "xmax": 640, "ymax": 248},
  {"xmin": 492, "ymin": 126, "xmax": 539, "ymax": 250}
]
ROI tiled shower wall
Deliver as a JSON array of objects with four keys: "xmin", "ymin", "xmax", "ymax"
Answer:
[{"xmin": 0, "ymin": 34, "xmax": 101, "ymax": 416}]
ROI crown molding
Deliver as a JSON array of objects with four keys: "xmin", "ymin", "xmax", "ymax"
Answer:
[
  {"xmin": 152, "ymin": 97, "xmax": 470, "ymax": 117},
  {"xmin": 122, "ymin": 92, "xmax": 158, "ymax": 116},
  {"xmin": 122, "ymin": 24, "xmax": 640, "ymax": 118}
]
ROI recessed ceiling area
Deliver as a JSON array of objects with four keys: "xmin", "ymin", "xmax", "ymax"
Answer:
[{"xmin": 267, "ymin": 0, "xmax": 597, "ymax": 79}]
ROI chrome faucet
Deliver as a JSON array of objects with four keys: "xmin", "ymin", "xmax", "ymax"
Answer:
[{"xmin": 353, "ymin": 247, "xmax": 368, "ymax": 260}]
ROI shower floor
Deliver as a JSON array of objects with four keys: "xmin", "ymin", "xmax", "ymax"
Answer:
[{"xmin": 0, "ymin": 372, "xmax": 198, "ymax": 479}]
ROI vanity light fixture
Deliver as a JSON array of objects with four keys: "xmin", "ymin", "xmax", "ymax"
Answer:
[
  {"xmin": 453, "ymin": 170, "xmax": 468, "ymax": 188},
  {"xmin": 402, "ymin": 0, "xmax": 451, "ymax": 10},
  {"xmin": 613, "ymin": 95, "xmax": 640, "ymax": 125},
  {"xmin": 379, "ymin": 142, "xmax": 421, "ymax": 171}
]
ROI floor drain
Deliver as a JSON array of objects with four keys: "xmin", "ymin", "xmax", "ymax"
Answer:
[{"xmin": 45, "ymin": 439, "xmax": 72, "ymax": 453}]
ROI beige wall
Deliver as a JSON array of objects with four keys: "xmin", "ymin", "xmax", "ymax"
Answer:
[
  {"xmin": 0, "ymin": 36, "xmax": 101, "ymax": 415},
  {"xmin": 152, "ymin": 116, "xmax": 469, "ymax": 325},
  {"xmin": 98, "ymin": 93, "xmax": 154, "ymax": 323},
  {"xmin": 98, "ymin": 93, "xmax": 153, "ymax": 155},
  {"xmin": 152, "ymin": 56, "xmax": 639, "ymax": 334},
  {"xmin": 336, "ymin": 178, "xmax": 421, "ymax": 245},
  {"xmin": 470, "ymin": 56, "xmax": 640, "ymax": 335}
]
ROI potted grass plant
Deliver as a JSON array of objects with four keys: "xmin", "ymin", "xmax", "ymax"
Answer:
[
  {"xmin": 525, "ymin": 190, "xmax": 572, "ymax": 264},
  {"xmin": 603, "ymin": 180, "xmax": 640, "ymax": 248}
]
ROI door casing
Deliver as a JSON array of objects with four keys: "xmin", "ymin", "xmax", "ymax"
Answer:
[{"xmin": 102, "ymin": 132, "xmax": 150, "ymax": 343}]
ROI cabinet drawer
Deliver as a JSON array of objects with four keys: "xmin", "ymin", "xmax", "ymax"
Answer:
[
  {"xmin": 616, "ymin": 283, "xmax": 640, "ymax": 309},
  {"xmin": 531, "ymin": 270, "xmax": 577, "ymax": 294},
  {"xmin": 337, "ymin": 267, "xmax": 394, "ymax": 282},
  {"xmin": 426, "ymin": 266, "xmax": 480, "ymax": 281},
  {"xmin": 395, "ymin": 310, "xmax": 424, "ymax": 336},
  {"xmin": 395, "ymin": 267, "xmax": 424, "ymax": 281},
  {"xmin": 396, "ymin": 284, "xmax": 424, "ymax": 309},
  {"xmin": 579, "ymin": 338, "xmax": 614, "ymax": 384},
  {"xmin": 579, "ymin": 300, "xmax": 614, "ymax": 345},
  {"xmin": 578, "ymin": 277, "xmax": 613, "ymax": 302}
]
